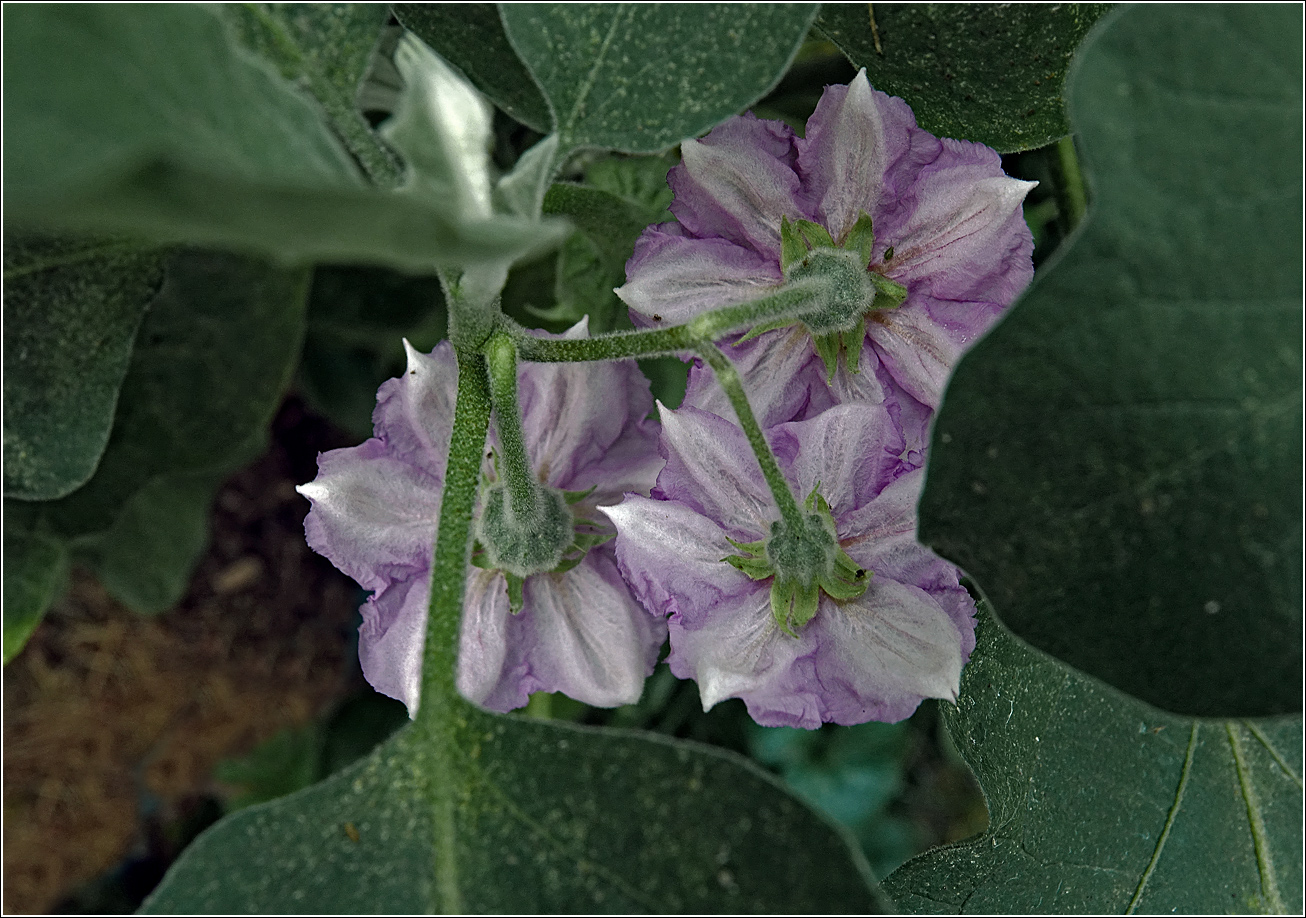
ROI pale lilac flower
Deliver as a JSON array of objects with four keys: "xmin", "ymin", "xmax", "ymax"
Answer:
[
  {"xmin": 298, "ymin": 322, "xmax": 666, "ymax": 716},
  {"xmin": 617, "ymin": 69, "xmax": 1035, "ymax": 419},
  {"xmin": 604, "ymin": 402, "xmax": 976, "ymax": 729}
]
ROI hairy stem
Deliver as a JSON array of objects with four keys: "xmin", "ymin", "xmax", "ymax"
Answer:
[
  {"xmin": 418, "ymin": 347, "xmax": 492, "ymax": 714},
  {"xmin": 484, "ymin": 332, "xmax": 538, "ymax": 515},
  {"xmin": 511, "ymin": 279, "xmax": 823, "ymax": 364},
  {"xmin": 695, "ymin": 342, "xmax": 803, "ymax": 529}
]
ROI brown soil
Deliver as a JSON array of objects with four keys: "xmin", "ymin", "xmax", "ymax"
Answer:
[{"xmin": 2, "ymin": 399, "xmax": 364, "ymax": 914}]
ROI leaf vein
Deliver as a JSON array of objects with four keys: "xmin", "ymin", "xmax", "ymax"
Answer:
[
  {"xmin": 1227, "ymin": 721, "xmax": 1286, "ymax": 913},
  {"xmin": 560, "ymin": 7, "xmax": 632, "ymax": 146},
  {"xmin": 1126, "ymin": 720, "xmax": 1198, "ymax": 914},
  {"xmin": 1244, "ymin": 720, "xmax": 1304, "ymax": 790}
]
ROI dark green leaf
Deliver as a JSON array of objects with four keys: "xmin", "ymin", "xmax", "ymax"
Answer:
[
  {"xmin": 883, "ymin": 610, "xmax": 1303, "ymax": 914},
  {"xmin": 35, "ymin": 251, "xmax": 310, "ymax": 540},
  {"xmin": 2, "ymin": 527, "xmax": 67, "ymax": 664},
  {"xmin": 217, "ymin": 725, "xmax": 326, "ymax": 813},
  {"xmin": 299, "ymin": 265, "xmax": 447, "ymax": 438},
  {"xmin": 537, "ymin": 158, "xmax": 674, "ymax": 333},
  {"xmin": 920, "ymin": 4, "xmax": 1303, "ymax": 715},
  {"xmin": 2, "ymin": 236, "xmax": 163, "ymax": 500},
  {"xmin": 3, "ymin": 251, "xmax": 308, "ymax": 622},
  {"xmin": 817, "ymin": 4, "xmax": 1114, "ymax": 152},
  {"xmin": 221, "ymin": 2, "xmax": 401, "ymax": 186},
  {"xmin": 143, "ymin": 710, "xmax": 885, "ymax": 913},
  {"xmin": 3, "ymin": 4, "xmax": 557, "ymax": 270},
  {"xmin": 76, "ymin": 467, "xmax": 242, "ymax": 615},
  {"xmin": 500, "ymin": 4, "xmax": 817, "ymax": 155},
  {"xmin": 543, "ymin": 182, "xmax": 665, "ymax": 269},
  {"xmin": 392, "ymin": 3, "xmax": 552, "ymax": 133}
]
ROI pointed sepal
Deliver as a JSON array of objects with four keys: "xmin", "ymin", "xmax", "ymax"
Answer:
[{"xmin": 844, "ymin": 211, "xmax": 876, "ymax": 269}]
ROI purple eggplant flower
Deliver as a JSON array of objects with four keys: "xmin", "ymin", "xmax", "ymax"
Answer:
[
  {"xmin": 298, "ymin": 322, "xmax": 666, "ymax": 716},
  {"xmin": 604, "ymin": 402, "xmax": 976, "ymax": 728},
  {"xmin": 617, "ymin": 70, "xmax": 1035, "ymax": 416}
]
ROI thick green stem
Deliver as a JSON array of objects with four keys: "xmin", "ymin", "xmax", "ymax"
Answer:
[
  {"xmin": 695, "ymin": 343, "xmax": 803, "ymax": 529},
  {"xmin": 418, "ymin": 348, "xmax": 492, "ymax": 716},
  {"xmin": 484, "ymin": 333, "xmax": 537, "ymax": 515}
]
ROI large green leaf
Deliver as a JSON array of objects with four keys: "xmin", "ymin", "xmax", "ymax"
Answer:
[
  {"xmin": 920, "ymin": 4, "xmax": 1303, "ymax": 715},
  {"xmin": 2, "ymin": 4, "xmax": 556, "ymax": 270},
  {"xmin": 2, "ymin": 526, "xmax": 67, "ymax": 664},
  {"xmin": 817, "ymin": 4, "xmax": 1113, "ymax": 152},
  {"xmin": 143, "ymin": 709, "xmax": 886, "ymax": 913},
  {"xmin": 499, "ymin": 4, "xmax": 817, "ymax": 157},
  {"xmin": 2, "ymin": 237, "xmax": 163, "ymax": 500},
  {"xmin": 221, "ymin": 2, "xmax": 401, "ymax": 186},
  {"xmin": 76, "ymin": 464, "xmax": 252, "ymax": 615},
  {"xmin": 1, "ymin": 251, "xmax": 310, "ymax": 629},
  {"xmin": 392, "ymin": 3, "xmax": 552, "ymax": 133},
  {"xmin": 34, "ymin": 252, "xmax": 310, "ymax": 540},
  {"xmin": 883, "ymin": 609, "xmax": 1303, "ymax": 914}
]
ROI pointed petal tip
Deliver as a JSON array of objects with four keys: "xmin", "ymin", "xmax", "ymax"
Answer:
[
  {"xmin": 402, "ymin": 338, "xmax": 424, "ymax": 374},
  {"xmin": 295, "ymin": 481, "xmax": 323, "ymax": 501}
]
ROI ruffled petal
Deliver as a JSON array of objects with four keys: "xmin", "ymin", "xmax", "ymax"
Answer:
[
  {"xmin": 519, "ymin": 320, "xmax": 660, "ymax": 494},
  {"xmin": 665, "ymin": 588, "xmax": 820, "ymax": 728},
  {"xmin": 830, "ymin": 342, "xmax": 931, "ymax": 474},
  {"xmin": 455, "ymin": 568, "xmax": 513, "ymax": 707},
  {"xmin": 797, "ymin": 70, "xmax": 905, "ymax": 241},
  {"xmin": 358, "ymin": 570, "xmax": 431, "ymax": 716},
  {"xmin": 810, "ymin": 577, "xmax": 965, "ymax": 724},
  {"xmin": 885, "ymin": 140, "xmax": 1035, "ymax": 307},
  {"xmin": 298, "ymin": 441, "xmax": 440, "ymax": 591},
  {"xmin": 766, "ymin": 403, "xmax": 902, "ymax": 517},
  {"xmin": 617, "ymin": 225, "xmax": 782, "ymax": 323},
  {"xmin": 684, "ymin": 326, "xmax": 841, "ymax": 429},
  {"xmin": 837, "ymin": 471, "xmax": 977, "ymax": 661},
  {"xmin": 654, "ymin": 405, "xmax": 776, "ymax": 539},
  {"xmin": 372, "ymin": 340, "xmax": 459, "ymax": 480},
  {"xmin": 669, "ymin": 112, "xmax": 807, "ymax": 258},
  {"xmin": 866, "ymin": 292, "xmax": 1004, "ymax": 407},
  {"xmin": 509, "ymin": 550, "xmax": 667, "ymax": 709},
  {"xmin": 604, "ymin": 495, "xmax": 758, "ymax": 625}
]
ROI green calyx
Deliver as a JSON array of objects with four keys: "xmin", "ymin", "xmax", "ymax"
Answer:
[
  {"xmin": 472, "ymin": 481, "xmax": 613, "ymax": 613},
  {"xmin": 767, "ymin": 214, "xmax": 909, "ymax": 380},
  {"xmin": 722, "ymin": 487, "xmax": 871, "ymax": 636}
]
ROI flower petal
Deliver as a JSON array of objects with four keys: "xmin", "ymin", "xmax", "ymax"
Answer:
[
  {"xmin": 520, "ymin": 320, "xmax": 660, "ymax": 495},
  {"xmin": 669, "ymin": 112, "xmax": 807, "ymax": 258},
  {"xmin": 684, "ymin": 326, "xmax": 841, "ymax": 429},
  {"xmin": 886, "ymin": 143, "xmax": 1036, "ymax": 306},
  {"xmin": 768, "ymin": 404, "xmax": 903, "ymax": 517},
  {"xmin": 654, "ymin": 405, "xmax": 776, "ymax": 538},
  {"xmin": 509, "ymin": 550, "xmax": 666, "ymax": 709},
  {"xmin": 604, "ymin": 495, "xmax": 757, "ymax": 624},
  {"xmin": 298, "ymin": 441, "xmax": 440, "ymax": 591},
  {"xmin": 796, "ymin": 70, "xmax": 920, "ymax": 242},
  {"xmin": 837, "ymin": 470, "xmax": 977, "ymax": 661},
  {"xmin": 866, "ymin": 293, "xmax": 1003, "ymax": 407},
  {"xmin": 358, "ymin": 570, "xmax": 431, "ymax": 716},
  {"xmin": 456, "ymin": 567, "xmax": 513, "ymax": 707},
  {"xmin": 617, "ymin": 224, "xmax": 782, "ymax": 323},
  {"xmin": 372, "ymin": 340, "xmax": 460, "ymax": 480},
  {"xmin": 810, "ymin": 577, "xmax": 966, "ymax": 724},
  {"xmin": 666, "ymin": 588, "xmax": 820, "ymax": 728}
]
